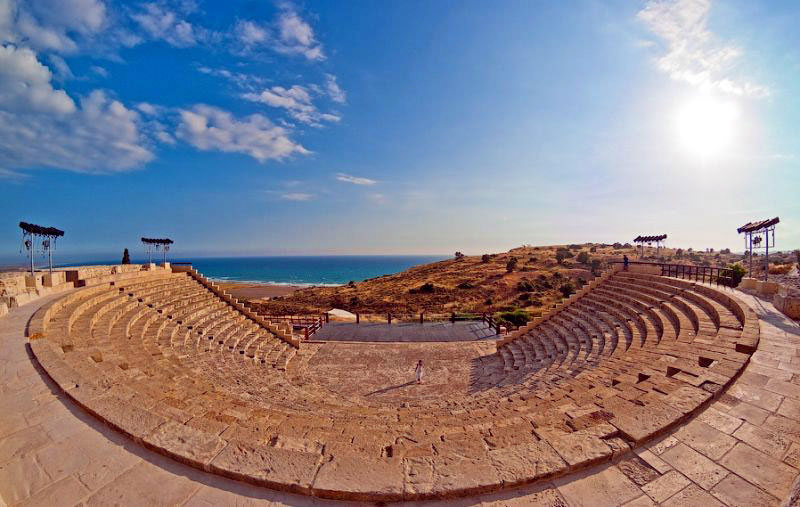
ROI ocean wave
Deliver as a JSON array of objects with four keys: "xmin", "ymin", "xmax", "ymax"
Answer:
[{"xmin": 208, "ymin": 277, "xmax": 343, "ymax": 287}]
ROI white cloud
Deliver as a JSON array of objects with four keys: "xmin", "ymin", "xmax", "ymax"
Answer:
[
  {"xmin": 637, "ymin": 0, "xmax": 768, "ymax": 98},
  {"xmin": 1, "ymin": 0, "xmax": 107, "ymax": 53},
  {"xmin": 274, "ymin": 7, "xmax": 323, "ymax": 61},
  {"xmin": 234, "ymin": 20, "xmax": 269, "ymax": 46},
  {"xmin": 281, "ymin": 192, "xmax": 313, "ymax": 201},
  {"xmin": 47, "ymin": 54, "xmax": 74, "ymax": 80},
  {"xmin": 235, "ymin": 4, "xmax": 324, "ymax": 61},
  {"xmin": 0, "ymin": 88, "xmax": 154, "ymax": 173},
  {"xmin": 0, "ymin": 44, "xmax": 76, "ymax": 114},
  {"xmin": 131, "ymin": 2, "xmax": 201, "ymax": 47},
  {"xmin": 196, "ymin": 65, "xmax": 266, "ymax": 90},
  {"xmin": 242, "ymin": 84, "xmax": 340, "ymax": 126},
  {"xmin": 176, "ymin": 104, "xmax": 309, "ymax": 162},
  {"xmin": 324, "ymin": 73, "xmax": 345, "ymax": 103},
  {"xmin": 336, "ymin": 173, "xmax": 376, "ymax": 186}
]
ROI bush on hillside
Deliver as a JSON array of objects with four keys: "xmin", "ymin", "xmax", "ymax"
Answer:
[
  {"xmin": 516, "ymin": 279, "xmax": 535, "ymax": 292},
  {"xmin": 506, "ymin": 257, "xmax": 518, "ymax": 273},
  {"xmin": 559, "ymin": 281, "xmax": 575, "ymax": 298},
  {"xmin": 481, "ymin": 254, "xmax": 491, "ymax": 263},
  {"xmin": 576, "ymin": 251, "xmax": 590, "ymax": 264},
  {"xmin": 495, "ymin": 309, "xmax": 531, "ymax": 328},
  {"xmin": 410, "ymin": 282, "xmax": 436, "ymax": 294},
  {"xmin": 455, "ymin": 251, "xmax": 464, "ymax": 259},
  {"xmin": 457, "ymin": 281, "xmax": 475, "ymax": 289},
  {"xmin": 555, "ymin": 249, "xmax": 573, "ymax": 264},
  {"xmin": 727, "ymin": 263, "xmax": 747, "ymax": 287}
]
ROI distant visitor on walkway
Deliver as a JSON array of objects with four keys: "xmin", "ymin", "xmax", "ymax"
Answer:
[
  {"xmin": 623, "ymin": 254, "xmax": 629, "ymax": 271},
  {"xmin": 415, "ymin": 360, "xmax": 424, "ymax": 384}
]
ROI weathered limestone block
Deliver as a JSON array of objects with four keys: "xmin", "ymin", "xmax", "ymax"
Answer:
[
  {"xmin": 144, "ymin": 420, "xmax": 227, "ymax": 470},
  {"xmin": 209, "ymin": 440, "xmax": 321, "ymax": 494},
  {"xmin": 755, "ymin": 280, "xmax": 780, "ymax": 295},
  {"xmin": 312, "ymin": 453, "xmax": 404, "ymax": 501},
  {"xmin": 773, "ymin": 294, "xmax": 800, "ymax": 320},
  {"xmin": 487, "ymin": 440, "xmax": 567, "ymax": 485},
  {"xmin": 739, "ymin": 277, "xmax": 758, "ymax": 290}
]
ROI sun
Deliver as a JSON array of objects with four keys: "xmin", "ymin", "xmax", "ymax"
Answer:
[{"xmin": 675, "ymin": 96, "xmax": 740, "ymax": 159}]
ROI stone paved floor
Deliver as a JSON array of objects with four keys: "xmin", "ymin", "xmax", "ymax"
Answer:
[
  {"xmin": 312, "ymin": 321, "xmax": 497, "ymax": 342},
  {"xmin": 1, "ymin": 289, "xmax": 799, "ymax": 506}
]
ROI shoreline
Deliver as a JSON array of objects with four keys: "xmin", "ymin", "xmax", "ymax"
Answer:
[{"xmin": 215, "ymin": 281, "xmax": 308, "ymax": 300}]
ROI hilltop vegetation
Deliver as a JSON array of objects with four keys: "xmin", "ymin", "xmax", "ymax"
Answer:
[{"xmin": 247, "ymin": 243, "xmax": 799, "ymax": 320}]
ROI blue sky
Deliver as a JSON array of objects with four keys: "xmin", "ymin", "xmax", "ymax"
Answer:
[{"xmin": 1, "ymin": 0, "xmax": 798, "ymax": 261}]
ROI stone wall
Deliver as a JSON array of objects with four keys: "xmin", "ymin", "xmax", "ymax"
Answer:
[
  {"xmin": 0, "ymin": 264, "xmax": 154, "ymax": 317},
  {"xmin": 740, "ymin": 277, "xmax": 800, "ymax": 320}
]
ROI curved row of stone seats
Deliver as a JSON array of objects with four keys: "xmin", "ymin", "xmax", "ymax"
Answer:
[
  {"xmin": 25, "ymin": 268, "xmax": 760, "ymax": 501},
  {"xmin": 493, "ymin": 271, "xmax": 755, "ymax": 434}
]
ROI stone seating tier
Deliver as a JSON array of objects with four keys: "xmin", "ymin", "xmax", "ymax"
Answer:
[{"xmin": 26, "ymin": 269, "xmax": 759, "ymax": 501}]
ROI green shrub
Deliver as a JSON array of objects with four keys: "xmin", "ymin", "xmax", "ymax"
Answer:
[
  {"xmin": 555, "ymin": 249, "xmax": 573, "ymax": 264},
  {"xmin": 506, "ymin": 257, "xmax": 518, "ymax": 273},
  {"xmin": 516, "ymin": 280, "xmax": 535, "ymax": 292},
  {"xmin": 576, "ymin": 251, "xmax": 590, "ymax": 264},
  {"xmin": 559, "ymin": 281, "xmax": 575, "ymax": 298},
  {"xmin": 410, "ymin": 282, "xmax": 436, "ymax": 294},
  {"xmin": 495, "ymin": 309, "xmax": 531, "ymax": 328},
  {"xmin": 481, "ymin": 254, "xmax": 491, "ymax": 263},
  {"xmin": 457, "ymin": 281, "xmax": 475, "ymax": 289},
  {"xmin": 727, "ymin": 263, "xmax": 747, "ymax": 287}
]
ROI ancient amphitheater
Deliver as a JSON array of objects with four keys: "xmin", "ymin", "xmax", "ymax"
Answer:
[{"xmin": 1, "ymin": 263, "xmax": 799, "ymax": 505}]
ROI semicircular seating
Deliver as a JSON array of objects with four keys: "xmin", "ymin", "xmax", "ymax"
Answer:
[{"xmin": 26, "ymin": 266, "xmax": 759, "ymax": 502}]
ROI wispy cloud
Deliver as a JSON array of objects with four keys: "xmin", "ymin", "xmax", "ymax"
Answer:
[
  {"xmin": 130, "ymin": 2, "xmax": 215, "ymax": 48},
  {"xmin": 336, "ymin": 173, "xmax": 377, "ymax": 185},
  {"xmin": 281, "ymin": 192, "xmax": 314, "ymax": 201},
  {"xmin": 242, "ymin": 85, "xmax": 341, "ymax": 126},
  {"xmin": 234, "ymin": 3, "xmax": 324, "ymax": 61},
  {"xmin": 176, "ymin": 104, "xmax": 309, "ymax": 163},
  {"xmin": 637, "ymin": 0, "xmax": 768, "ymax": 98},
  {"xmin": 325, "ymin": 74, "xmax": 346, "ymax": 103}
]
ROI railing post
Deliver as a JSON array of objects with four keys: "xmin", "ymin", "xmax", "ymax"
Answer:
[
  {"xmin": 387, "ymin": 313, "xmax": 391, "ymax": 324},
  {"xmin": 451, "ymin": 312, "xmax": 455, "ymax": 323},
  {"xmin": 325, "ymin": 312, "xmax": 329, "ymax": 323},
  {"xmin": 305, "ymin": 326, "xmax": 309, "ymax": 340},
  {"xmin": 356, "ymin": 312, "xmax": 360, "ymax": 324},
  {"xmin": 420, "ymin": 312, "xmax": 423, "ymax": 324}
]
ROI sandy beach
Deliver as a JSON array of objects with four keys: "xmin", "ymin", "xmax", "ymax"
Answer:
[{"xmin": 216, "ymin": 282, "xmax": 304, "ymax": 300}]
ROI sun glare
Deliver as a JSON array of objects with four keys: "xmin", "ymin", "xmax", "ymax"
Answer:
[{"xmin": 675, "ymin": 96, "xmax": 740, "ymax": 159}]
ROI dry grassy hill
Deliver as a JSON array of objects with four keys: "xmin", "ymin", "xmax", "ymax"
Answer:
[{"xmin": 248, "ymin": 242, "xmax": 797, "ymax": 323}]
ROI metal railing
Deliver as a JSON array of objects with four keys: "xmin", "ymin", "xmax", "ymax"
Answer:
[{"xmin": 613, "ymin": 261, "xmax": 735, "ymax": 287}]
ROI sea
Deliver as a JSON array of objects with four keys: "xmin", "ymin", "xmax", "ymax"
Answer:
[{"xmin": 9, "ymin": 255, "xmax": 448, "ymax": 287}]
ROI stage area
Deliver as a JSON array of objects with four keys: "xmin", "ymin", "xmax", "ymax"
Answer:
[{"xmin": 310, "ymin": 320, "xmax": 498, "ymax": 342}]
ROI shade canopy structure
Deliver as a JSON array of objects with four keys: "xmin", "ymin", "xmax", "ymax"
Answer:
[
  {"xmin": 633, "ymin": 234, "xmax": 667, "ymax": 258},
  {"xmin": 737, "ymin": 217, "xmax": 779, "ymax": 280},
  {"xmin": 19, "ymin": 222, "xmax": 64, "ymax": 238},
  {"xmin": 19, "ymin": 221, "xmax": 64, "ymax": 274},
  {"xmin": 737, "ymin": 217, "xmax": 779, "ymax": 234},
  {"xmin": 141, "ymin": 237, "xmax": 173, "ymax": 264},
  {"xmin": 141, "ymin": 237, "xmax": 174, "ymax": 245},
  {"xmin": 633, "ymin": 234, "xmax": 667, "ymax": 243}
]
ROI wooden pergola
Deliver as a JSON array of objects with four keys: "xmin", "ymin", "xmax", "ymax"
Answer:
[
  {"xmin": 141, "ymin": 237, "xmax": 174, "ymax": 264},
  {"xmin": 737, "ymin": 217, "xmax": 779, "ymax": 280},
  {"xmin": 633, "ymin": 234, "xmax": 667, "ymax": 258},
  {"xmin": 19, "ymin": 222, "xmax": 64, "ymax": 275}
]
